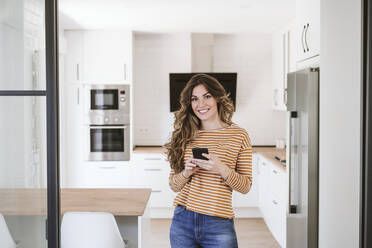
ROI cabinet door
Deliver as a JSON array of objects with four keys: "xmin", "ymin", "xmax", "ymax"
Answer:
[
  {"xmin": 83, "ymin": 31, "xmax": 132, "ymax": 84},
  {"xmin": 258, "ymin": 156, "xmax": 270, "ymax": 217},
  {"xmin": 272, "ymin": 21, "xmax": 296, "ymax": 111},
  {"xmin": 272, "ymin": 30, "xmax": 286, "ymax": 111},
  {"xmin": 296, "ymin": 0, "xmax": 320, "ymax": 62},
  {"xmin": 64, "ymin": 31, "xmax": 84, "ymax": 84},
  {"xmin": 62, "ymin": 84, "xmax": 84, "ymax": 187},
  {"xmin": 82, "ymin": 164, "xmax": 134, "ymax": 187},
  {"xmin": 133, "ymin": 153, "xmax": 174, "ymax": 208}
]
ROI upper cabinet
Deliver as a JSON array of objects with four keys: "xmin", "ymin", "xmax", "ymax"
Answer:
[
  {"xmin": 296, "ymin": 0, "xmax": 320, "ymax": 62},
  {"xmin": 64, "ymin": 30, "xmax": 133, "ymax": 84},
  {"xmin": 272, "ymin": 21, "xmax": 296, "ymax": 111},
  {"xmin": 64, "ymin": 31, "xmax": 84, "ymax": 84}
]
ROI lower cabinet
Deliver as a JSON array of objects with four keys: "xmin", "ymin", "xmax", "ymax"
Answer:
[
  {"xmin": 132, "ymin": 153, "xmax": 174, "ymax": 208},
  {"xmin": 257, "ymin": 155, "xmax": 287, "ymax": 247}
]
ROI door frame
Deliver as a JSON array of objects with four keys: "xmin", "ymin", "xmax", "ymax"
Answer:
[
  {"xmin": 361, "ymin": 0, "xmax": 372, "ymax": 247},
  {"xmin": 45, "ymin": 0, "xmax": 60, "ymax": 246}
]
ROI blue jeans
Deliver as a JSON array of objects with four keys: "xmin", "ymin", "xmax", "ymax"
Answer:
[{"xmin": 170, "ymin": 205, "xmax": 238, "ymax": 248}]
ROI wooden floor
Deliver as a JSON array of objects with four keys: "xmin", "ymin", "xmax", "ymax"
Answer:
[{"xmin": 150, "ymin": 218, "xmax": 280, "ymax": 248}]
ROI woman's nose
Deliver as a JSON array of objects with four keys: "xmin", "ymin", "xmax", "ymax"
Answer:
[{"xmin": 197, "ymin": 98, "xmax": 205, "ymax": 107}]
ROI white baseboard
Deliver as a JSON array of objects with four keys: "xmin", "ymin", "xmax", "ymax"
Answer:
[{"xmin": 150, "ymin": 207, "xmax": 262, "ymax": 219}]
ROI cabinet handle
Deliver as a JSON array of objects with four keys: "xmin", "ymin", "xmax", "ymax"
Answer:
[
  {"xmin": 273, "ymin": 89, "xmax": 278, "ymax": 106},
  {"xmin": 283, "ymin": 88, "xmax": 288, "ymax": 106},
  {"xmin": 99, "ymin": 166, "xmax": 116, "ymax": 169},
  {"xmin": 144, "ymin": 157, "xmax": 162, "ymax": 160},
  {"xmin": 124, "ymin": 63, "xmax": 127, "ymax": 81},
  {"xmin": 301, "ymin": 25, "xmax": 306, "ymax": 53},
  {"xmin": 152, "ymin": 190, "xmax": 162, "ymax": 193},
  {"xmin": 273, "ymin": 169, "xmax": 278, "ymax": 174},
  {"xmin": 272, "ymin": 200, "xmax": 278, "ymax": 205},
  {"xmin": 304, "ymin": 23, "xmax": 310, "ymax": 52},
  {"xmin": 77, "ymin": 64, "xmax": 80, "ymax": 80},
  {"xmin": 144, "ymin": 168, "xmax": 162, "ymax": 171},
  {"xmin": 77, "ymin": 87, "xmax": 80, "ymax": 105}
]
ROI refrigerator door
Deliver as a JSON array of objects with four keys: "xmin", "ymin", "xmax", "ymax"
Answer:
[{"xmin": 286, "ymin": 68, "xmax": 319, "ymax": 248}]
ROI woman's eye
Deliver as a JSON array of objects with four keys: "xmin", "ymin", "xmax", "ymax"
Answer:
[
  {"xmin": 191, "ymin": 98, "xmax": 197, "ymax": 102},
  {"xmin": 205, "ymin": 95, "xmax": 212, "ymax": 99}
]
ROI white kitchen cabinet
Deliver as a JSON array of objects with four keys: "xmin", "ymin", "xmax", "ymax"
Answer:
[
  {"xmin": 257, "ymin": 155, "xmax": 286, "ymax": 248},
  {"xmin": 79, "ymin": 163, "xmax": 133, "ymax": 187},
  {"xmin": 132, "ymin": 153, "xmax": 174, "ymax": 208},
  {"xmin": 83, "ymin": 30, "xmax": 132, "ymax": 84},
  {"xmin": 64, "ymin": 31, "xmax": 84, "ymax": 84},
  {"xmin": 232, "ymin": 153, "xmax": 259, "ymax": 207},
  {"xmin": 64, "ymin": 30, "xmax": 133, "ymax": 85},
  {"xmin": 296, "ymin": 0, "xmax": 320, "ymax": 62},
  {"xmin": 272, "ymin": 20, "xmax": 296, "ymax": 111},
  {"xmin": 60, "ymin": 83, "xmax": 84, "ymax": 187}
]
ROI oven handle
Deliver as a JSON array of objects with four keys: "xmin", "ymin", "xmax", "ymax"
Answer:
[{"xmin": 89, "ymin": 125, "xmax": 128, "ymax": 129}]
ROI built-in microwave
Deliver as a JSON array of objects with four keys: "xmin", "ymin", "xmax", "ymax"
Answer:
[
  {"xmin": 85, "ymin": 84, "xmax": 130, "ymax": 125},
  {"xmin": 86, "ymin": 125, "xmax": 130, "ymax": 161}
]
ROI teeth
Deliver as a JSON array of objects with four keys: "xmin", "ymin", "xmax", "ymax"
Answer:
[{"xmin": 199, "ymin": 109, "xmax": 208, "ymax": 114}]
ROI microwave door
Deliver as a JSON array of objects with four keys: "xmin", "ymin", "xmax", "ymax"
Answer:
[{"xmin": 91, "ymin": 89, "xmax": 119, "ymax": 110}]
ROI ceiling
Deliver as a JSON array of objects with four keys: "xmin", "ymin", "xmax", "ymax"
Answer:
[{"xmin": 59, "ymin": 0, "xmax": 295, "ymax": 34}]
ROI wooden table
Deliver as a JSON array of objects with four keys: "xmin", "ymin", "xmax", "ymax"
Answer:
[{"xmin": 0, "ymin": 188, "xmax": 152, "ymax": 248}]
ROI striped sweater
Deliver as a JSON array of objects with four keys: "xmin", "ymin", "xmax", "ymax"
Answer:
[{"xmin": 168, "ymin": 123, "xmax": 253, "ymax": 219}]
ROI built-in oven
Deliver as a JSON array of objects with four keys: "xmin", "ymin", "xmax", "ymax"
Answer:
[
  {"xmin": 87, "ymin": 125, "xmax": 130, "ymax": 161},
  {"xmin": 85, "ymin": 84, "xmax": 130, "ymax": 125},
  {"xmin": 84, "ymin": 84, "xmax": 131, "ymax": 161}
]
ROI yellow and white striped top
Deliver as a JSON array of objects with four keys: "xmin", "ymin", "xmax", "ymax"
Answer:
[{"xmin": 168, "ymin": 123, "xmax": 252, "ymax": 219}]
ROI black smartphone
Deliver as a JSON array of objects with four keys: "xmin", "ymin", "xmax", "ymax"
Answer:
[{"xmin": 192, "ymin": 147, "xmax": 209, "ymax": 160}]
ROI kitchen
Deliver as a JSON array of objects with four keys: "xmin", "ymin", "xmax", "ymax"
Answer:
[
  {"xmin": 59, "ymin": 0, "xmax": 293, "ymax": 247},
  {"xmin": 0, "ymin": 0, "xmax": 362, "ymax": 248}
]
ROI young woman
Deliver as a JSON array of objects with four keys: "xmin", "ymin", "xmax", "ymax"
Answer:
[{"xmin": 165, "ymin": 74, "xmax": 253, "ymax": 248}]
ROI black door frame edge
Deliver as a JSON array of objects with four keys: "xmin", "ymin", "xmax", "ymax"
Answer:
[
  {"xmin": 361, "ymin": 0, "xmax": 372, "ymax": 247},
  {"xmin": 45, "ymin": 0, "xmax": 60, "ymax": 247}
]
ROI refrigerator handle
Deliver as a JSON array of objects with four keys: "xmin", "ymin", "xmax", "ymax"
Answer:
[{"xmin": 288, "ymin": 111, "xmax": 298, "ymax": 214}]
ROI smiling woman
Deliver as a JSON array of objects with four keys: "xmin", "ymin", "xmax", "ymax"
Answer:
[{"xmin": 164, "ymin": 74, "xmax": 253, "ymax": 248}]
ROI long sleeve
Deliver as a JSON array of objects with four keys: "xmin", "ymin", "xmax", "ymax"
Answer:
[
  {"xmin": 224, "ymin": 133, "xmax": 253, "ymax": 194},
  {"xmin": 169, "ymin": 169, "xmax": 190, "ymax": 192}
]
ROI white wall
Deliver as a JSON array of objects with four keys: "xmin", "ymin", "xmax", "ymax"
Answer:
[
  {"xmin": 213, "ymin": 34, "xmax": 287, "ymax": 145},
  {"xmin": 134, "ymin": 32, "xmax": 286, "ymax": 146},
  {"xmin": 319, "ymin": 0, "xmax": 361, "ymax": 247},
  {"xmin": 133, "ymin": 33, "xmax": 192, "ymax": 145}
]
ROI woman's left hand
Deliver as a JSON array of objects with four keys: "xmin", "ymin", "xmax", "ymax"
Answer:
[{"xmin": 192, "ymin": 153, "xmax": 231, "ymax": 180}]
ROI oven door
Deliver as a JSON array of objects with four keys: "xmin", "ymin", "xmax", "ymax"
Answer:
[{"xmin": 87, "ymin": 125, "xmax": 130, "ymax": 161}]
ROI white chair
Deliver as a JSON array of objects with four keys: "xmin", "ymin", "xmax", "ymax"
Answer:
[
  {"xmin": 0, "ymin": 213, "xmax": 17, "ymax": 248},
  {"xmin": 61, "ymin": 212, "xmax": 125, "ymax": 248}
]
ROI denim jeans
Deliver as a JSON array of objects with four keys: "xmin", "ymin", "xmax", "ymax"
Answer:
[{"xmin": 169, "ymin": 205, "xmax": 238, "ymax": 248}]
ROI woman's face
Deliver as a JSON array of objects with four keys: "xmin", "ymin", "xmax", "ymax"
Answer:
[{"xmin": 191, "ymin": 84, "xmax": 219, "ymax": 122}]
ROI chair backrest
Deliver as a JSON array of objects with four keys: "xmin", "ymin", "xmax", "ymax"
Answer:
[
  {"xmin": 0, "ymin": 213, "xmax": 16, "ymax": 248},
  {"xmin": 61, "ymin": 212, "xmax": 125, "ymax": 248}
]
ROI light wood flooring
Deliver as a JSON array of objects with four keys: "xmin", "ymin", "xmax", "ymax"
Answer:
[{"xmin": 150, "ymin": 218, "xmax": 280, "ymax": 248}]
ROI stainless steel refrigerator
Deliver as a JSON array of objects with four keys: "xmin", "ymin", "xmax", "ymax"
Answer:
[{"xmin": 286, "ymin": 67, "xmax": 319, "ymax": 248}]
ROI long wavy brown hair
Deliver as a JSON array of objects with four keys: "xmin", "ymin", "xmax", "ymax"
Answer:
[{"xmin": 164, "ymin": 73, "xmax": 235, "ymax": 173}]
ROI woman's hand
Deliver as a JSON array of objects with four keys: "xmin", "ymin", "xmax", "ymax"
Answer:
[
  {"xmin": 192, "ymin": 153, "xmax": 231, "ymax": 180},
  {"xmin": 182, "ymin": 157, "xmax": 200, "ymax": 178}
]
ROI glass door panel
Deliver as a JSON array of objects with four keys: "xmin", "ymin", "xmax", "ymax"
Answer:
[
  {"xmin": 0, "ymin": 0, "xmax": 46, "ymax": 90},
  {"xmin": 0, "ymin": 96, "xmax": 47, "ymax": 247}
]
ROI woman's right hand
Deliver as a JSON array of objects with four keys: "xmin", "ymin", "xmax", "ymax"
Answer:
[{"xmin": 182, "ymin": 157, "xmax": 199, "ymax": 178}]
